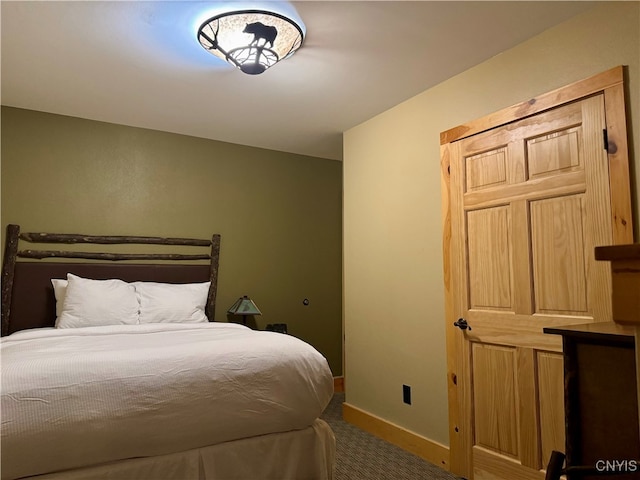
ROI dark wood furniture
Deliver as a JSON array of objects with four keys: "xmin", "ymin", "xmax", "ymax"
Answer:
[
  {"xmin": 544, "ymin": 322, "xmax": 640, "ymax": 479},
  {"xmin": 544, "ymin": 244, "xmax": 640, "ymax": 479}
]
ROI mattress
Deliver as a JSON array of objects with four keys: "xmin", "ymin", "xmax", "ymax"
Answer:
[{"xmin": 0, "ymin": 323, "xmax": 334, "ymax": 479}]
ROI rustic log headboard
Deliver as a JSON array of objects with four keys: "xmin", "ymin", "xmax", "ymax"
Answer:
[{"xmin": 1, "ymin": 224, "xmax": 221, "ymax": 336}]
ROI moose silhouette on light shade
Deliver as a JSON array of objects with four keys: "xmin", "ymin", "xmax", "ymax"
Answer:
[{"xmin": 243, "ymin": 22, "xmax": 278, "ymax": 48}]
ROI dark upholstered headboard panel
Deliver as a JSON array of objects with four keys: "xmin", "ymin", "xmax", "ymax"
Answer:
[
  {"xmin": 8, "ymin": 263, "xmax": 212, "ymax": 335},
  {"xmin": 1, "ymin": 225, "xmax": 221, "ymax": 336}
]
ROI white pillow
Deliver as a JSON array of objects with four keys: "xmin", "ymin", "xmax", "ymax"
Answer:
[
  {"xmin": 57, "ymin": 273, "xmax": 140, "ymax": 328},
  {"xmin": 51, "ymin": 278, "xmax": 68, "ymax": 320},
  {"xmin": 133, "ymin": 281, "xmax": 210, "ymax": 324}
]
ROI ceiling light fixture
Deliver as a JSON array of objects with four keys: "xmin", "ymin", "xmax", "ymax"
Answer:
[{"xmin": 197, "ymin": 9, "xmax": 304, "ymax": 75}]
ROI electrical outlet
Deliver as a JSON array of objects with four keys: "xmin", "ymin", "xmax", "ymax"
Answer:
[{"xmin": 403, "ymin": 384, "xmax": 411, "ymax": 405}]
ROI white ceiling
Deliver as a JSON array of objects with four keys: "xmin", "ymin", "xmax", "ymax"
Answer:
[{"xmin": 1, "ymin": 1, "xmax": 598, "ymax": 161}]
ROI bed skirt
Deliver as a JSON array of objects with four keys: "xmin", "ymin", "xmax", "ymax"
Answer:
[{"xmin": 25, "ymin": 419, "xmax": 335, "ymax": 480}]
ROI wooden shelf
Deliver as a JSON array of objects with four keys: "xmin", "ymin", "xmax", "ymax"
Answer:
[{"xmin": 595, "ymin": 243, "xmax": 640, "ymax": 261}]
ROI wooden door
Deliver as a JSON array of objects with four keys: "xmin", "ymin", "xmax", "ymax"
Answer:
[{"xmin": 441, "ymin": 67, "xmax": 633, "ymax": 480}]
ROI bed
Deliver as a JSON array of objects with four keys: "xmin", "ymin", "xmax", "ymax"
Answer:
[{"xmin": 0, "ymin": 224, "xmax": 335, "ymax": 480}]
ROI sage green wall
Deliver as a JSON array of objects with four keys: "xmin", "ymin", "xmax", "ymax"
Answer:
[
  {"xmin": 344, "ymin": 2, "xmax": 639, "ymax": 448},
  {"xmin": 1, "ymin": 106, "xmax": 343, "ymax": 375}
]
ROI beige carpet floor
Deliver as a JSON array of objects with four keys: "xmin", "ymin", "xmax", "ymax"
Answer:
[{"xmin": 321, "ymin": 393, "xmax": 464, "ymax": 480}]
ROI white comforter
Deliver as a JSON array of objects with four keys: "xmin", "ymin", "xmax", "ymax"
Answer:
[{"xmin": 0, "ymin": 323, "xmax": 334, "ymax": 480}]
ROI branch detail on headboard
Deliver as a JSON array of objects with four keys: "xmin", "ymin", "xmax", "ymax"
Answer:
[{"xmin": 1, "ymin": 224, "xmax": 221, "ymax": 336}]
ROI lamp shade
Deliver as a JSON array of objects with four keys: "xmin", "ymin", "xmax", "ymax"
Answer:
[
  {"xmin": 227, "ymin": 296, "xmax": 262, "ymax": 316},
  {"xmin": 197, "ymin": 9, "xmax": 304, "ymax": 74}
]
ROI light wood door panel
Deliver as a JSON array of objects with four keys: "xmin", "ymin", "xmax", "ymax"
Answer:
[
  {"xmin": 530, "ymin": 194, "xmax": 589, "ymax": 315},
  {"xmin": 527, "ymin": 127, "xmax": 582, "ymax": 179},
  {"xmin": 537, "ymin": 352, "xmax": 565, "ymax": 467},
  {"xmin": 472, "ymin": 344, "xmax": 519, "ymax": 457},
  {"xmin": 466, "ymin": 148, "xmax": 508, "ymax": 191},
  {"xmin": 467, "ymin": 207, "xmax": 512, "ymax": 310},
  {"xmin": 446, "ymin": 93, "xmax": 621, "ymax": 480}
]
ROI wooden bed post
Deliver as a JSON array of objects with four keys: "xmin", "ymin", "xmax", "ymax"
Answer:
[
  {"xmin": 207, "ymin": 234, "xmax": 221, "ymax": 321},
  {"xmin": 2, "ymin": 224, "xmax": 20, "ymax": 336}
]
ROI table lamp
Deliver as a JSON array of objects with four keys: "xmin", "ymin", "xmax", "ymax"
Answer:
[{"xmin": 227, "ymin": 295, "xmax": 262, "ymax": 326}]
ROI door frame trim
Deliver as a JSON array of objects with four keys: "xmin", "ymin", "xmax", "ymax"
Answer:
[{"xmin": 440, "ymin": 66, "xmax": 634, "ymax": 478}]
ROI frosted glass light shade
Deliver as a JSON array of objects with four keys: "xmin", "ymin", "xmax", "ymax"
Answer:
[{"xmin": 197, "ymin": 9, "xmax": 304, "ymax": 74}]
